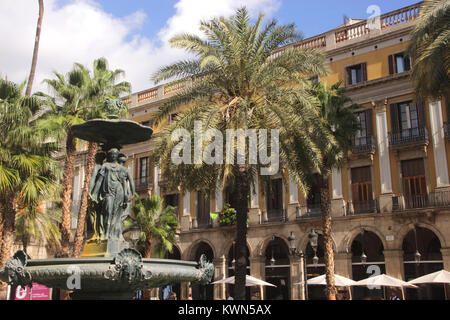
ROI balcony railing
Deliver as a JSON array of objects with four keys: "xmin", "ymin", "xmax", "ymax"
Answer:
[
  {"xmin": 389, "ymin": 127, "xmax": 428, "ymax": 147},
  {"xmin": 353, "ymin": 135, "xmax": 376, "ymax": 153},
  {"xmin": 295, "ymin": 203, "xmax": 324, "ymax": 219},
  {"xmin": 393, "ymin": 190, "xmax": 450, "ymax": 211},
  {"xmin": 263, "ymin": 209, "xmax": 287, "ymax": 223},
  {"xmin": 192, "ymin": 216, "xmax": 212, "ymax": 230},
  {"xmin": 135, "ymin": 176, "xmax": 153, "ymax": 192},
  {"xmin": 125, "ymin": 3, "xmax": 423, "ymax": 110},
  {"xmin": 347, "ymin": 199, "xmax": 379, "ymax": 215}
]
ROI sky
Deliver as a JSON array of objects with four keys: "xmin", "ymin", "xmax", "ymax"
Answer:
[{"xmin": 0, "ymin": 0, "xmax": 420, "ymax": 95}]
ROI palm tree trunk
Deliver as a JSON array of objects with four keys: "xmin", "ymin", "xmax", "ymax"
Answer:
[
  {"xmin": 234, "ymin": 168, "xmax": 249, "ymax": 301},
  {"xmin": 73, "ymin": 142, "xmax": 97, "ymax": 257},
  {"xmin": 60, "ymin": 130, "xmax": 77, "ymax": 257},
  {"xmin": 143, "ymin": 234, "xmax": 152, "ymax": 258},
  {"xmin": 320, "ymin": 181, "xmax": 337, "ymax": 300},
  {"xmin": 25, "ymin": 0, "xmax": 44, "ymax": 97},
  {"xmin": 0, "ymin": 196, "xmax": 16, "ymax": 269}
]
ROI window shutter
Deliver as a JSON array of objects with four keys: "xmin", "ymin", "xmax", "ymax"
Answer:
[
  {"xmin": 361, "ymin": 63, "xmax": 368, "ymax": 82},
  {"xmin": 390, "ymin": 104, "xmax": 400, "ymax": 133},
  {"xmin": 417, "ymin": 101, "xmax": 426, "ymax": 128},
  {"xmin": 404, "ymin": 55, "xmax": 411, "ymax": 71},
  {"xmin": 365, "ymin": 109, "xmax": 373, "ymax": 137},
  {"xmin": 388, "ymin": 55, "xmax": 394, "ymax": 75},
  {"xmin": 345, "ymin": 67, "xmax": 350, "ymax": 86}
]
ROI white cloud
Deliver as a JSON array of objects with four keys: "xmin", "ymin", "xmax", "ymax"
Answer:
[{"xmin": 0, "ymin": 0, "xmax": 281, "ymax": 94}]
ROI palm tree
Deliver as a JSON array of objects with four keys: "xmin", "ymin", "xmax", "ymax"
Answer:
[
  {"xmin": 127, "ymin": 195, "xmax": 179, "ymax": 259},
  {"xmin": 151, "ymin": 8, "xmax": 334, "ymax": 300},
  {"xmin": 36, "ymin": 65, "xmax": 93, "ymax": 257},
  {"xmin": 72, "ymin": 58, "xmax": 131, "ymax": 257},
  {"xmin": 309, "ymin": 80, "xmax": 360, "ymax": 300},
  {"xmin": 126, "ymin": 195, "xmax": 178, "ymax": 300},
  {"xmin": 408, "ymin": 0, "xmax": 450, "ymax": 101},
  {"xmin": 15, "ymin": 201, "xmax": 61, "ymax": 254},
  {"xmin": 26, "ymin": 0, "xmax": 44, "ymax": 97},
  {"xmin": 0, "ymin": 78, "xmax": 60, "ymax": 269}
]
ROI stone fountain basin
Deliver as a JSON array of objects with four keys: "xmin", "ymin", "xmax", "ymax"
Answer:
[{"xmin": 0, "ymin": 250, "xmax": 213, "ymax": 296}]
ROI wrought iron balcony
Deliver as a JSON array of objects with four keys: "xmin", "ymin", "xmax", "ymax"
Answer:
[
  {"xmin": 393, "ymin": 190, "xmax": 450, "ymax": 211},
  {"xmin": 135, "ymin": 176, "xmax": 153, "ymax": 192},
  {"xmin": 346, "ymin": 199, "xmax": 379, "ymax": 215},
  {"xmin": 262, "ymin": 209, "xmax": 287, "ymax": 223},
  {"xmin": 352, "ymin": 135, "xmax": 376, "ymax": 154},
  {"xmin": 192, "ymin": 217, "xmax": 212, "ymax": 230},
  {"xmin": 295, "ymin": 203, "xmax": 324, "ymax": 219},
  {"xmin": 388, "ymin": 127, "xmax": 428, "ymax": 147}
]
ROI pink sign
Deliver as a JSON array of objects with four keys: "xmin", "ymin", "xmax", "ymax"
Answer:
[{"xmin": 12, "ymin": 283, "xmax": 50, "ymax": 300}]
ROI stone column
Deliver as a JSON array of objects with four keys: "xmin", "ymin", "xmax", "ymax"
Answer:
[
  {"xmin": 376, "ymin": 108, "xmax": 393, "ymax": 212},
  {"xmin": 153, "ymin": 161, "xmax": 161, "ymax": 197},
  {"xmin": 383, "ymin": 249, "xmax": 405, "ymax": 279},
  {"xmin": 249, "ymin": 176, "xmax": 261, "ymax": 225},
  {"xmin": 334, "ymin": 252, "xmax": 353, "ymax": 278},
  {"xmin": 331, "ymin": 168, "xmax": 345, "ymax": 217},
  {"xmin": 441, "ymin": 248, "xmax": 450, "ymax": 271},
  {"xmin": 249, "ymin": 256, "xmax": 266, "ymax": 300},
  {"xmin": 180, "ymin": 192, "xmax": 191, "ymax": 231},
  {"xmin": 429, "ymin": 100, "xmax": 450, "ymax": 187},
  {"xmin": 213, "ymin": 257, "xmax": 227, "ymax": 300},
  {"xmin": 287, "ymin": 176, "xmax": 300, "ymax": 221},
  {"xmin": 289, "ymin": 255, "xmax": 304, "ymax": 300}
]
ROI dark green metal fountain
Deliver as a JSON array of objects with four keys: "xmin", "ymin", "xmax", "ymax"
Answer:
[{"xmin": 0, "ymin": 99, "xmax": 213, "ymax": 300}]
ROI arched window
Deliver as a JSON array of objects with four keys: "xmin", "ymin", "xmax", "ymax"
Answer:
[
  {"xmin": 264, "ymin": 237, "xmax": 290, "ymax": 300},
  {"xmin": 403, "ymin": 227, "xmax": 444, "ymax": 300},
  {"xmin": 351, "ymin": 230, "xmax": 385, "ymax": 300},
  {"xmin": 191, "ymin": 242, "xmax": 215, "ymax": 300}
]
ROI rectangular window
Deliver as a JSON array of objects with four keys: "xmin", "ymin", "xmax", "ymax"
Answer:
[
  {"xmin": 351, "ymin": 166, "xmax": 374, "ymax": 214},
  {"xmin": 197, "ymin": 191, "xmax": 211, "ymax": 228},
  {"xmin": 306, "ymin": 174, "xmax": 324, "ymax": 215},
  {"xmin": 139, "ymin": 157, "xmax": 148, "ymax": 184},
  {"xmin": 390, "ymin": 101, "xmax": 426, "ymax": 145},
  {"xmin": 164, "ymin": 193, "xmax": 180, "ymax": 217},
  {"xmin": 266, "ymin": 178, "xmax": 283, "ymax": 221},
  {"xmin": 389, "ymin": 53, "xmax": 411, "ymax": 75},
  {"xmin": 346, "ymin": 63, "xmax": 367, "ymax": 85},
  {"xmin": 401, "ymin": 159, "xmax": 427, "ymax": 209}
]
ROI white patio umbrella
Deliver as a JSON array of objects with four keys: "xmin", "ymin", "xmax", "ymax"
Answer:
[
  {"xmin": 408, "ymin": 269, "xmax": 450, "ymax": 285},
  {"xmin": 212, "ymin": 275, "xmax": 277, "ymax": 287},
  {"xmin": 295, "ymin": 274, "xmax": 356, "ymax": 300},
  {"xmin": 294, "ymin": 274, "xmax": 357, "ymax": 287},
  {"xmin": 408, "ymin": 269, "xmax": 450, "ymax": 300},
  {"xmin": 354, "ymin": 274, "xmax": 418, "ymax": 288},
  {"xmin": 354, "ymin": 274, "xmax": 418, "ymax": 300}
]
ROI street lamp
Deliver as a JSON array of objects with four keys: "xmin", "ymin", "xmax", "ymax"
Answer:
[
  {"xmin": 288, "ymin": 229, "xmax": 321, "ymax": 300},
  {"xmin": 360, "ymin": 229, "xmax": 367, "ymax": 264},
  {"xmin": 413, "ymin": 226, "xmax": 421, "ymax": 264},
  {"xmin": 309, "ymin": 229, "xmax": 319, "ymax": 265},
  {"xmin": 122, "ymin": 221, "xmax": 141, "ymax": 249}
]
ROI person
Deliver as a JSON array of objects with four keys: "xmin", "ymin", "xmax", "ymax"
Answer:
[
  {"xmin": 187, "ymin": 294, "xmax": 193, "ymax": 300},
  {"xmin": 227, "ymin": 292, "xmax": 234, "ymax": 300},
  {"xmin": 167, "ymin": 291, "xmax": 176, "ymax": 300},
  {"xmin": 390, "ymin": 292, "xmax": 401, "ymax": 300}
]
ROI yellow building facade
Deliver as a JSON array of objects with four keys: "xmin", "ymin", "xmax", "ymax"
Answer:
[{"xmin": 67, "ymin": 1, "xmax": 450, "ymax": 300}]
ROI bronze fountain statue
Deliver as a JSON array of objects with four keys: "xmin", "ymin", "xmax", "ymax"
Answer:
[{"xmin": 0, "ymin": 99, "xmax": 214, "ymax": 299}]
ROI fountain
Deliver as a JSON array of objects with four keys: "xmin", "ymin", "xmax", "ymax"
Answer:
[{"xmin": 0, "ymin": 99, "xmax": 214, "ymax": 300}]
